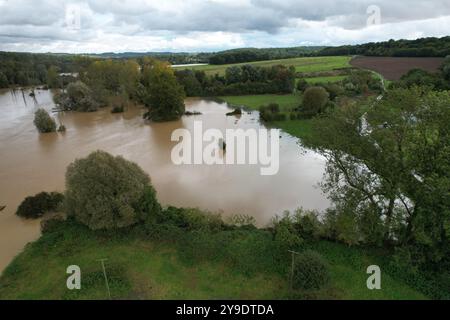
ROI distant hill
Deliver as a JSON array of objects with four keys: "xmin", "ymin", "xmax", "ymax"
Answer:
[
  {"xmin": 88, "ymin": 52, "xmax": 211, "ymax": 65},
  {"xmin": 319, "ymin": 36, "xmax": 450, "ymax": 57}
]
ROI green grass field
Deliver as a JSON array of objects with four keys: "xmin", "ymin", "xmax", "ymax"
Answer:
[
  {"xmin": 174, "ymin": 56, "xmax": 352, "ymax": 75},
  {"xmin": 219, "ymin": 94, "xmax": 315, "ymax": 140},
  {"xmin": 0, "ymin": 221, "xmax": 427, "ymax": 300},
  {"xmin": 220, "ymin": 94, "xmax": 301, "ymax": 112}
]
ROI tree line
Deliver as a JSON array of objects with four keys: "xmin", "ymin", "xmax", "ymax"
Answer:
[
  {"xmin": 208, "ymin": 47, "xmax": 324, "ymax": 65},
  {"xmin": 175, "ymin": 64, "xmax": 296, "ymax": 96},
  {"xmin": 0, "ymin": 52, "xmax": 92, "ymax": 88},
  {"xmin": 319, "ymin": 36, "xmax": 450, "ymax": 57}
]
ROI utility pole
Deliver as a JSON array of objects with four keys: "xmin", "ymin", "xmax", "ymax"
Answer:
[{"xmin": 98, "ymin": 259, "xmax": 111, "ymax": 300}]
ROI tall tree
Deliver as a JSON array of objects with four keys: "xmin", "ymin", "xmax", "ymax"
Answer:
[
  {"xmin": 142, "ymin": 61, "xmax": 185, "ymax": 122},
  {"xmin": 309, "ymin": 87, "xmax": 450, "ymax": 267}
]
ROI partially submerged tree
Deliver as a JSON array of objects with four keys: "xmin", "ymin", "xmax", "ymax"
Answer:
[
  {"xmin": 54, "ymin": 81, "xmax": 98, "ymax": 112},
  {"xmin": 65, "ymin": 150, "xmax": 160, "ymax": 230},
  {"xmin": 16, "ymin": 192, "xmax": 64, "ymax": 219},
  {"xmin": 142, "ymin": 61, "xmax": 185, "ymax": 122},
  {"xmin": 33, "ymin": 108, "xmax": 56, "ymax": 133},
  {"xmin": 46, "ymin": 66, "xmax": 61, "ymax": 89}
]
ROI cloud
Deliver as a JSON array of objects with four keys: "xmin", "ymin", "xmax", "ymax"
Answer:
[{"xmin": 0, "ymin": 0, "xmax": 449, "ymax": 53}]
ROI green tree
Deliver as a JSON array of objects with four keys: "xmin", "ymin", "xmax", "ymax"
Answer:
[
  {"xmin": 65, "ymin": 151, "xmax": 160, "ymax": 230},
  {"xmin": 33, "ymin": 108, "xmax": 56, "ymax": 133},
  {"xmin": 54, "ymin": 81, "xmax": 99, "ymax": 112},
  {"xmin": 142, "ymin": 61, "xmax": 185, "ymax": 121},
  {"xmin": 310, "ymin": 87, "xmax": 450, "ymax": 267},
  {"xmin": 46, "ymin": 66, "xmax": 61, "ymax": 88},
  {"xmin": 0, "ymin": 71, "xmax": 9, "ymax": 88},
  {"xmin": 301, "ymin": 86, "xmax": 329, "ymax": 118}
]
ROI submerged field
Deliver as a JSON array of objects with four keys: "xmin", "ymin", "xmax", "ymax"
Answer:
[
  {"xmin": 0, "ymin": 221, "xmax": 427, "ymax": 300},
  {"xmin": 174, "ymin": 56, "xmax": 352, "ymax": 76}
]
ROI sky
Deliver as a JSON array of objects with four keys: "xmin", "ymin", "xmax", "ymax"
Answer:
[{"xmin": 0, "ymin": 0, "xmax": 450, "ymax": 53}]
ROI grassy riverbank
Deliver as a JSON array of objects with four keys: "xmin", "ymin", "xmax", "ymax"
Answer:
[
  {"xmin": 0, "ymin": 218, "xmax": 427, "ymax": 300},
  {"xmin": 219, "ymin": 94, "xmax": 313, "ymax": 140}
]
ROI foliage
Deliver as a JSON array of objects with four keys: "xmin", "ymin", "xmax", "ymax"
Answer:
[
  {"xmin": 296, "ymin": 79, "xmax": 308, "ymax": 91},
  {"xmin": 319, "ymin": 36, "xmax": 450, "ymax": 57},
  {"xmin": 46, "ymin": 66, "xmax": 61, "ymax": 89},
  {"xmin": 54, "ymin": 81, "xmax": 99, "ymax": 112},
  {"xmin": 309, "ymin": 86, "xmax": 450, "ymax": 269},
  {"xmin": 209, "ymin": 47, "xmax": 324, "ymax": 65},
  {"xmin": 33, "ymin": 108, "xmax": 56, "ymax": 133},
  {"xmin": 259, "ymin": 103, "xmax": 287, "ymax": 121},
  {"xmin": 301, "ymin": 86, "xmax": 330, "ymax": 118},
  {"xmin": 271, "ymin": 212, "xmax": 303, "ymax": 249},
  {"xmin": 174, "ymin": 69, "xmax": 204, "ymax": 96},
  {"xmin": 394, "ymin": 68, "xmax": 449, "ymax": 90},
  {"xmin": 0, "ymin": 51, "xmax": 81, "ymax": 87},
  {"xmin": 16, "ymin": 192, "xmax": 64, "ymax": 219},
  {"xmin": 292, "ymin": 250, "xmax": 331, "ymax": 291},
  {"xmin": 65, "ymin": 150, "xmax": 158, "ymax": 230},
  {"xmin": 82, "ymin": 59, "xmax": 140, "ymax": 105},
  {"xmin": 177, "ymin": 64, "xmax": 296, "ymax": 96},
  {"xmin": 142, "ymin": 61, "xmax": 186, "ymax": 121}
]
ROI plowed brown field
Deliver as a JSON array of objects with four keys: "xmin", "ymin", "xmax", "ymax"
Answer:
[{"xmin": 350, "ymin": 56, "xmax": 444, "ymax": 80}]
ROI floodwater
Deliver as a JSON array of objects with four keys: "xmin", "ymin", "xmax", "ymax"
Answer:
[{"xmin": 0, "ymin": 88, "xmax": 329, "ymax": 273}]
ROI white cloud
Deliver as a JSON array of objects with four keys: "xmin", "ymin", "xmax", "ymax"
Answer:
[{"xmin": 0, "ymin": 0, "xmax": 449, "ymax": 53}]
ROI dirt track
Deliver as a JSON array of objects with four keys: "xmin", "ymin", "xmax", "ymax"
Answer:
[{"xmin": 350, "ymin": 56, "xmax": 445, "ymax": 80}]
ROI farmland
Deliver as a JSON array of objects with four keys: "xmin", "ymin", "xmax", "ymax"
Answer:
[{"xmin": 350, "ymin": 56, "xmax": 445, "ymax": 80}]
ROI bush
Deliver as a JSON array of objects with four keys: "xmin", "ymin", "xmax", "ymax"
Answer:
[
  {"xmin": 292, "ymin": 250, "xmax": 331, "ymax": 290},
  {"xmin": 259, "ymin": 103, "xmax": 286, "ymax": 121},
  {"xmin": 272, "ymin": 212, "xmax": 303, "ymax": 249},
  {"xmin": 33, "ymin": 108, "xmax": 56, "ymax": 133},
  {"xmin": 65, "ymin": 150, "xmax": 159, "ymax": 230},
  {"xmin": 16, "ymin": 192, "xmax": 64, "ymax": 219},
  {"xmin": 296, "ymin": 79, "xmax": 308, "ymax": 92},
  {"xmin": 301, "ymin": 86, "xmax": 329, "ymax": 118}
]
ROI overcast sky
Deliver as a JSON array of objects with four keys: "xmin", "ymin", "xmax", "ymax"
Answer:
[{"xmin": 0, "ymin": 0, "xmax": 449, "ymax": 53}]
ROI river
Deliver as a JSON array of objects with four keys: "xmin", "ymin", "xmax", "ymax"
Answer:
[{"xmin": 0, "ymin": 88, "xmax": 329, "ymax": 273}]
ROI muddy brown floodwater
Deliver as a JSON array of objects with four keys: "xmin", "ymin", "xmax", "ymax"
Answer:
[{"xmin": 0, "ymin": 88, "xmax": 329, "ymax": 273}]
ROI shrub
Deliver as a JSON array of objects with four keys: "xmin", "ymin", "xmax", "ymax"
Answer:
[
  {"xmin": 33, "ymin": 108, "xmax": 56, "ymax": 133},
  {"xmin": 301, "ymin": 86, "xmax": 329, "ymax": 118},
  {"xmin": 272, "ymin": 212, "xmax": 303, "ymax": 249},
  {"xmin": 296, "ymin": 79, "xmax": 308, "ymax": 92},
  {"xmin": 292, "ymin": 250, "xmax": 331, "ymax": 290},
  {"xmin": 65, "ymin": 150, "xmax": 159, "ymax": 230},
  {"xmin": 40, "ymin": 212, "xmax": 66, "ymax": 233},
  {"xmin": 259, "ymin": 103, "xmax": 285, "ymax": 121},
  {"xmin": 16, "ymin": 192, "xmax": 64, "ymax": 219}
]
